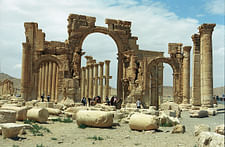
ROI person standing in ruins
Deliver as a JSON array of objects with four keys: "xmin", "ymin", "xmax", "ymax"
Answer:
[
  {"xmin": 47, "ymin": 95, "xmax": 50, "ymax": 102},
  {"xmin": 81, "ymin": 97, "xmax": 87, "ymax": 106},
  {"xmin": 41, "ymin": 93, "xmax": 44, "ymax": 102},
  {"xmin": 136, "ymin": 99, "xmax": 141, "ymax": 109},
  {"xmin": 105, "ymin": 96, "xmax": 110, "ymax": 105}
]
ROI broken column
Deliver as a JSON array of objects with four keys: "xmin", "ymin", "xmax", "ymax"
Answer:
[
  {"xmin": 182, "ymin": 46, "xmax": 192, "ymax": 104},
  {"xmin": 99, "ymin": 62, "xmax": 104, "ymax": 99},
  {"xmin": 104, "ymin": 60, "xmax": 111, "ymax": 98},
  {"xmin": 191, "ymin": 34, "xmax": 201, "ymax": 106},
  {"xmin": 198, "ymin": 24, "xmax": 216, "ymax": 108}
]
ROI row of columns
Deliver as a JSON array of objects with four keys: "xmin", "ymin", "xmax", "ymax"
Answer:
[
  {"xmin": 191, "ymin": 24, "xmax": 216, "ymax": 107},
  {"xmin": 38, "ymin": 62, "xmax": 59, "ymax": 102},
  {"xmin": 80, "ymin": 56, "xmax": 112, "ymax": 100}
]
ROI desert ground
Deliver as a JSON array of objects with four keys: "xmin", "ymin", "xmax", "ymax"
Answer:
[{"xmin": 0, "ymin": 104, "xmax": 224, "ymax": 147}]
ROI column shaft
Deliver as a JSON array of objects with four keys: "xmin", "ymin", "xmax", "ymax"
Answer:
[
  {"xmin": 51, "ymin": 63, "xmax": 56, "ymax": 101},
  {"xmin": 191, "ymin": 34, "xmax": 201, "ymax": 106},
  {"xmin": 94, "ymin": 64, "xmax": 99, "ymax": 97},
  {"xmin": 104, "ymin": 60, "xmax": 111, "ymax": 98},
  {"xmin": 99, "ymin": 62, "xmax": 104, "ymax": 99},
  {"xmin": 182, "ymin": 46, "xmax": 192, "ymax": 104},
  {"xmin": 199, "ymin": 24, "xmax": 216, "ymax": 107}
]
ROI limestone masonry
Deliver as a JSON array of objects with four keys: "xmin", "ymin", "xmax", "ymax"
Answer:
[{"xmin": 21, "ymin": 14, "xmax": 216, "ymax": 108}]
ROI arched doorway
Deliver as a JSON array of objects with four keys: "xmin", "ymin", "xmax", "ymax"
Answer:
[
  {"xmin": 148, "ymin": 57, "xmax": 182, "ymax": 107},
  {"xmin": 34, "ymin": 55, "xmax": 62, "ymax": 102},
  {"xmin": 82, "ymin": 33, "xmax": 118, "ymax": 90},
  {"xmin": 70, "ymin": 26, "xmax": 126, "ymax": 99}
]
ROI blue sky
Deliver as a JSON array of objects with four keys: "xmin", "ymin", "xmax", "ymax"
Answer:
[{"xmin": 0, "ymin": 0, "xmax": 224, "ymax": 88}]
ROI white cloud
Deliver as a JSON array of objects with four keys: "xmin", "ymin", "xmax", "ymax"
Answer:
[
  {"xmin": 206, "ymin": 0, "xmax": 225, "ymax": 15},
  {"xmin": 0, "ymin": 0, "xmax": 224, "ymax": 88}
]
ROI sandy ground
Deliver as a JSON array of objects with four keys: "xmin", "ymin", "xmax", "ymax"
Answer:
[{"xmin": 1, "ymin": 104, "xmax": 224, "ymax": 147}]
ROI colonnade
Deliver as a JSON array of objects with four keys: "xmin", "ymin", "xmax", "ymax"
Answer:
[
  {"xmin": 80, "ymin": 56, "xmax": 112, "ymax": 101},
  {"xmin": 37, "ymin": 61, "xmax": 59, "ymax": 102},
  {"xmin": 191, "ymin": 23, "xmax": 216, "ymax": 107}
]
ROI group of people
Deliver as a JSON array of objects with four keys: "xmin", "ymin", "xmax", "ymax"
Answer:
[
  {"xmin": 41, "ymin": 93, "xmax": 51, "ymax": 102},
  {"xmin": 81, "ymin": 95, "xmax": 122, "ymax": 109}
]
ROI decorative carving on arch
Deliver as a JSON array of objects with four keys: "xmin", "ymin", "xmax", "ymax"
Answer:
[{"xmin": 33, "ymin": 55, "xmax": 62, "ymax": 72}]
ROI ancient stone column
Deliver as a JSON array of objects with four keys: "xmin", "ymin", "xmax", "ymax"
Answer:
[
  {"xmin": 44, "ymin": 62, "xmax": 49, "ymax": 96},
  {"xmin": 94, "ymin": 63, "xmax": 99, "ymax": 97},
  {"xmin": 198, "ymin": 23, "xmax": 216, "ymax": 108},
  {"xmin": 182, "ymin": 46, "xmax": 192, "ymax": 104},
  {"xmin": 99, "ymin": 62, "xmax": 104, "ymax": 99},
  {"xmin": 47, "ymin": 62, "xmax": 52, "ymax": 98},
  {"xmin": 89, "ymin": 62, "xmax": 94, "ymax": 98},
  {"xmin": 104, "ymin": 60, "xmax": 111, "ymax": 98},
  {"xmin": 81, "ymin": 67, "xmax": 86, "ymax": 99},
  {"xmin": 51, "ymin": 63, "xmax": 56, "ymax": 101},
  {"xmin": 41, "ymin": 63, "xmax": 45, "ymax": 96},
  {"xmin": 55, "ymin": 66, "xmax": 59, "ymax": 102},
  {"xmin": 117, "ymin": 53, "xmax": 123, "ymax": 99},
  {"xmin": 21, "ymin": 43, "xmax": 32, "ymax": 101},
  {"xmin": 85, "ymin": 65, "xmax": 90, "ymax": 98},
  {"xmin": 191, "ymin": 34, "xmax": 201, "ymax": 106},
  {"xmin": 38, "ymin": 65, "xmax": 42, "ymax": 98}
]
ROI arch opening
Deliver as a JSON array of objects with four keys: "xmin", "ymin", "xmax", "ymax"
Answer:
[{"xmin": 81, "ymin": 32, "xmax": 118, "ymax": 99}]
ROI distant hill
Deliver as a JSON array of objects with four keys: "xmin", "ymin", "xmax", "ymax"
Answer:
[{"xmin": 0, "ymin": 73, "xmax": 21, "ymax": 89}]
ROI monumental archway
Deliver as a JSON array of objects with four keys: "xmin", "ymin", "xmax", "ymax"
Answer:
[
  {"xmin": 67, "ymin": 14, "xmax": 139, "ymax": 99},
  {"xmin": 148, "ymin": 57, "xmax": 182, "ymax": 107}
]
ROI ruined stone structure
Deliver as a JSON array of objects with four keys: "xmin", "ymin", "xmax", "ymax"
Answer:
[
  {"xmin": 0, "ymin": 79, "xmax": 14, "ymax": 96},
  {"xmin": 80, "ymin": 56, "xmax": 112, "ymax": 101},
  {"xmin": 21, "ymin": 14, "xmax": 216, "ymax": 108},
  {"xmin": 191, "ymin": 24, "xmax": 216, "ymax": 108}
]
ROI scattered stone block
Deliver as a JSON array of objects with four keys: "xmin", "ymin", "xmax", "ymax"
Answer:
[
  {"xmin": 25, "ymin": 100, "xmax": 39, "ymax": 107},
  {"xmin": 46, "ymin": 108, "xmax": 61, "ymax": 115},
  {"xmin": 159, "ymin": 112, "xmax": 180, "ymax": 126},
  {"xmin": 35, "ymin": 102, "xmax": 54, "ymax": 108},
  {"xmin": 197, "ymin": 132, "xmax": 224, "ymax": 147},
  {"xmin": 190, "ymin": 110, "xmax": 208, "ymax": 118},
  {"xmin": 172, "ymin": 124, "xmax": 185, "ymax": 133},
  {"xmin": 27, "ymin": 107, "xmax": 49, "ymax": 123},
  {"xmin": 1, "ymin": 106, "xmax": 28, "ymax": 121},
  {"xmin": 179, "ymin": 104, "xmax": 192, "ymax": 111},
  {"xmin": 129, "ymin": 113, "xmax": 159, "ymax": 131},
  {"xmin": 76, "ymin": 110, "xmax": 113, "ymax": 128},
  {"xmin": 160, "ymin": 102, "xmax": 181, "ymax": 117},
  {"xmin": 0, "ymin": 110, "xmax": 16, "ymax": 123},
  {"xmin": 194, "ymin": 124, "xmax": 210, "ymax": 136},
  {"xmin": 54, "ymin": 103, "xmax": 64, "ymax": 110},
  {"xmin": 207, "ymin": 108, "xmax": 217, "ymax": 116},
  {"xmin": 215, "ymin": 124, "xmax": 224, "ymax": 135},
  {"xmin": 0, "ymin": 123, "xmax": 28, "ymax": 138}
]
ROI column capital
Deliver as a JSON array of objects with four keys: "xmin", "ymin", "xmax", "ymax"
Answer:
[
  {"xmin": 94, "ymin": 63, "xmax": 98, "ymax": 67},
  {"xmin": 198, "ymin": 24, "xmax": 216, "ymax": 34},
  {"xmin": 183, "ymin": 46, "xmax": 192, "ymax": 53},
  {"xmin": 81, "ymin": 67, "xmax": 86, "ymax": 70},
  {"xmin": 99, "ymin": 62, "xmax": 104, "ymax": 66},
  {"xmin": 191, "ymin": 34, "xmax": 200, "ymax": 43},
  {"xmin": 104, "ymin": 60, "xmax": 111, "ymax": 64}
]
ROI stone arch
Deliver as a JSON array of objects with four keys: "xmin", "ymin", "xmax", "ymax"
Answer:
[
  {"xmin": 33, "ymin": 55, "xmax": 62, "ymax": 72},
  {"xmin": 77, "ymin": 26, "xmax": 124, "ymax": 53},
  {"xmin": 147, "ymin": 57, "xmax": 181, "ymax": 107},
  {"xmin": 33, "ymin": 55, "xmax": 62, "ymax": 102}
]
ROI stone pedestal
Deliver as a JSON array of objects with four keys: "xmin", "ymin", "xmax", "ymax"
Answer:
[
  {"xmin": 191, "ymin": 34, "xmax": 201, "ymax": 106},
  {"xmin": 182, "ymin": 46, "xmax": 191, "ymax": 104},
  {"xmin": 198, "ymin": 24, "xmax": 216, "ymax": 108}
]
